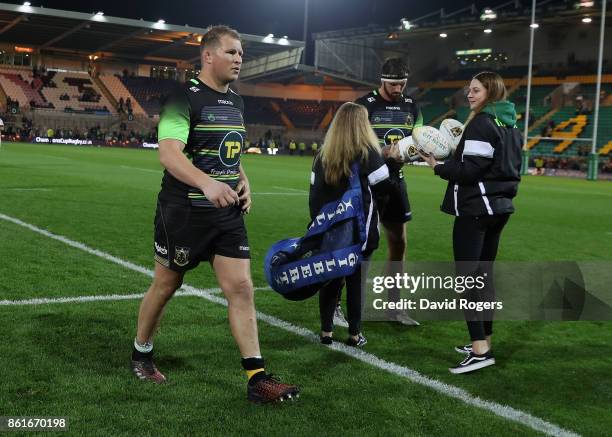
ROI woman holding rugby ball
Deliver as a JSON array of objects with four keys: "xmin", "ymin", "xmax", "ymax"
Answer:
[{"xmin": 420, "ymin": 71, "xmax": 522, "ymax": 374}]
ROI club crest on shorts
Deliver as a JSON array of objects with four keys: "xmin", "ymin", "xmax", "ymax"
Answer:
[{"xmin": 174, "ymin": 246, "xmax": 190, "ymax": 267}]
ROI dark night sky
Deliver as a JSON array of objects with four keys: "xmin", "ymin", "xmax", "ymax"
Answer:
[{"xmin": 2, "ymin": 0, "xmax": 485, "ymax": 40}]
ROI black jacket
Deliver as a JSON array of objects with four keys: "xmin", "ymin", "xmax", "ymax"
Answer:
[{"xmin": 434, "ymin": 111, "xmax": 522, "ymax": 216}]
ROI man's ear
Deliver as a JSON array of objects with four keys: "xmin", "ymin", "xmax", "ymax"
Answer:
[{"xmin": 201, "ymin": 48, "xmax": 213, "ymax": 65}]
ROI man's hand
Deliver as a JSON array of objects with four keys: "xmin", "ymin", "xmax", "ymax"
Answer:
[
  {"xmin": 382, "ymin": 143, "xmax": 403, "ymax": 162},
  {"xmin": 201, "ymin": 179, "xmax": 239, "ymax": 208},
  {"xmin": 235, "ymin": 177, "xmax": 252, "ymax": 214}
]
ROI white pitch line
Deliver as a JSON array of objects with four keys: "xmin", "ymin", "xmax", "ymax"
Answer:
[
  {"xmin": 252, "ymin": 192, "xmax": 307, "ymax": 196},
  {"xmin": 0, "ymin": 212, "xmax": 580, "ymax": 437},
  {"xmin": 0, "ymin": 293, "xmax": 147, "ymax": 306},
  {"xmin": 0, "ymin": 286, "xmax": 269, "ymax": 306},
  {"xmin": 0, "ymin": 289, "xmax": 217, "ymax": 306},
  {"xmin": 1, "ymin": 188, "xmax": 52, "ymax": 192},
  {"xmin": 272, "ymin": 186, "xmax": 308, "ymax": 193},
  {"xmin": 120, "ymin": 165, "xmax": 160, "ymax": 174}
]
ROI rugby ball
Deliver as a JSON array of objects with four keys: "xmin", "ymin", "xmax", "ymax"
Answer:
[
  {"xmin": 412, "ymin": 126, "xmax": 452, "ymax": 159},
  {"xmin": 439, "ymin": 119, "xmax": 464, "ymax": 153},
  {"xmin": 396, "ymin": 136, "xmax": 420, "ymax": 162}
]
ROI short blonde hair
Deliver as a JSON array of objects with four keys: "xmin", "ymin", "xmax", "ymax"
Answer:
[{"xmin": 200, "ymin": 25, "xmax": 241, "ymax": 53}]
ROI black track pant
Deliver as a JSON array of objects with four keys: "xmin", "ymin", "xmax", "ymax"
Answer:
[
  {"xmin": 453, "ymin": 214, "xmax": 510, "ymax": 342},
  {"xmin": 319, "ymin": 260, "xmax": 368, "ymax": 336}
]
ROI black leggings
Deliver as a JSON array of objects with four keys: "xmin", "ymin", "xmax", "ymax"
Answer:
[
  {"xmin": 319, "ymin": 261, "xmax": 367, "ymax": 336},
  {"xmin": 453, "ymin": 214, "xmax": 510, "ymax": 342}
]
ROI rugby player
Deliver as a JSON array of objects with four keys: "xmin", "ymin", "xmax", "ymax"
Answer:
[
  {"xmin": 351, "ymin": 57, "xmax": 422, "ymax": 326},
  {"xmin": 130, "ymin": 25, "xmax": 298, "ymax": 403}
]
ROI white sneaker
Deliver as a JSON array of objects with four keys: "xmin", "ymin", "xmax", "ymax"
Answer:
[
  {"xmin": 387, "ymin": 311, "xmax": 420, "ymax": 326},
  {"xmin": 449, "ymin": 352, "xmax": 495, "ymax": 374},
  {"xmin": 333, "ymin": 304, "xmax": 349, "ymax": 328}
]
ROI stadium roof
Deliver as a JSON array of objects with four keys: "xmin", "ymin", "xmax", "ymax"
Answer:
[
  {"xmin": 0, "ymin": 2, "xmax": 303, "ymax": 65},
  {"xmin": 0, "ymin": 2, "xmax": 376, "ymax": 87},
  {"xmin": 314, "ymin": 0, "xmax": 612, "ymax": 40}
]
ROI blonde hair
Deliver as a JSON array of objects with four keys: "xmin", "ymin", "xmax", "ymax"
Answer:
[
  {"xmin": 200, "ymin": 25, "xmax": 241, "ymax": 53},
  {"xmin": 465, "ymin": 71, "xmax": 508, "ymax": 125},
  {"xmin": 319, "ymin": 102, "xmax": 381, "ymax": 186}
]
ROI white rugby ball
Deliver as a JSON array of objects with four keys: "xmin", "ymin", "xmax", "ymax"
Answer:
[
  {"xmin": 412, "ymin": 126, "xmax": 452, "ymax": 159},
  {"xmin": 439, "ymin": 119, "xmax": 464, "ymax": 153},
  {"xmin": 396, "ymin": 136, "xmax": 420, "ymax": 162}
]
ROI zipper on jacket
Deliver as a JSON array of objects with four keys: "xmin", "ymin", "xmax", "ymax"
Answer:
[{"xmin": 453, "ymin": 183, "xmax": 459, "ymax": 216}]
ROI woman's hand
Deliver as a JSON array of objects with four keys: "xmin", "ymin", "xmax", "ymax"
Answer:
[{"xmin": 418, "ymin": 150, "xmax": 438, "ymax": 168}]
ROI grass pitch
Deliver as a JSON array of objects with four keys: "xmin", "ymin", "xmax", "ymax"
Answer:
[{"xmin": 1, "ymin": 143, "xmax": 611, "ymax": 436}]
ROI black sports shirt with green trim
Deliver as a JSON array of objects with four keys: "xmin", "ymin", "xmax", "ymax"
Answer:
[
  {"xmin": 354, "ymin": 90, "xmax": 423, "ymax": 147},
  {"xmin": 157, "ymin": 77, "xmax": 245, "ymax": 208}
]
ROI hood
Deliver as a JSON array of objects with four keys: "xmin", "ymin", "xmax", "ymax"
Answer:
[{"xmin": 481, "ymin": 100, "xmax": 517, "ymax": 127}]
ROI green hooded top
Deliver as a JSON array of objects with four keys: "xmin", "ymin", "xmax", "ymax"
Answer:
[{"xmin": 480, "ymin": 100, "xmax": 517, "ymax": 128}]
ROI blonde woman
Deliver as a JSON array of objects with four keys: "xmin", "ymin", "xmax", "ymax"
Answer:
[
  {"xmin": 309, "ymin": 102, "xmax": 401, "ymax": 346},
  {"xmin": 420, "ymin": 71, "xmax": 522, "ymax": 374}
]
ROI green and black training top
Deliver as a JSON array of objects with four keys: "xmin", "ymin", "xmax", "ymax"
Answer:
[
  {"xmin": 354, "ymin": 89, "xmax": 423, "ymax": 147},
  {"xmin": 157, "ymin": 77, "xmax": 245, "ymax": 208}
]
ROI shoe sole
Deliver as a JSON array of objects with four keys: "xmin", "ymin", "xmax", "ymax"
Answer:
[
  {"xmin": 130, "ymin": 361, "xmax": 167, "ymax": 384},
  {"xmin": 449, "ymin": 358, "xmax": 495, "ymax": 374},
  {"xmin": 320, "ymin": 337, "xmax": 333, "ymax": 345},
  {"xmin": 346, "ymin": 338, "xmax": 367, "ymax": 347},
  {"xmin": 248, "ymin": 388, "xmax": 300, "ymax": 404}
]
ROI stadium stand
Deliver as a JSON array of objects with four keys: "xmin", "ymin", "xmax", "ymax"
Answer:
[
  {"xmin": 98, "ymin": 75, "xmax": 146, "ymax": 116},
  {"xmin": 119, "ymin": 76, "xmax": 176, "ymax": 116},
  {"xmin": 513, "ymin": 85, "xmax": 558, "ymax": 106},
  {"xmin": 40, "ymin": 72, "xmax": 114, "ymax": 114},
  {"xmin": 419, "ymin": 88, "xmax": 457, "ymax": 124},
  {"xmin": 0, "ymin": 66, "xmax": 50, "ymax": 108},
  {"xmin": 2, "ymin": 62, "xmax": 611, "ymax": 172},
  {"xmin": 242, "ymin": 96, "xmax": 284, "ymax": 126},
  {"xmin": 275, "ymin": 99, "xmax": 335, "ymax": 129}
]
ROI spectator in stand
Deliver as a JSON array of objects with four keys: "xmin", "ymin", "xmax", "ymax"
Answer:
[
  {"xmin": 575, "ymin": 96, "xmax": 586, "ymax": 115},
  {"xmin": 299, "ymin": 141, "xmax": 306, "ymax": 156}
]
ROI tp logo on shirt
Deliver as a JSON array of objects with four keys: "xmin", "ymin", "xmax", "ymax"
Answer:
[
  {"xmin": 384, "ymin": 128, "xmax": 405, "ymax": 145},
  {"xmin": 219, "ymin": 131, "xmax": 243, "ymax": 167}
]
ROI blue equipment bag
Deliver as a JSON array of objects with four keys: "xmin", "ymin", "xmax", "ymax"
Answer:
[{"xmin": 264, "ymin": 162, "xmax": 367, "ymax": 300}]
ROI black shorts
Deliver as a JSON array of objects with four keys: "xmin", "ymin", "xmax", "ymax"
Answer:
[
  {"xmin": 381, "ymin": 169, "xmax": 412, "ymax": 224},
  {"xmin": 153, "ymin": 201, "xmax": 250, "ymax": 273}
]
